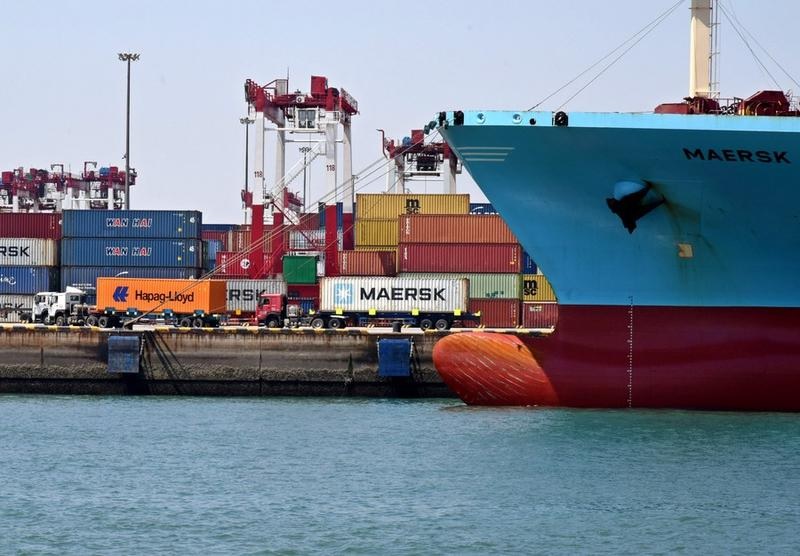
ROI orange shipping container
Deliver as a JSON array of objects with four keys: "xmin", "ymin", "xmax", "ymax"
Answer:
[
  {"xmin": 96, "ymin": 278, "xmax": 228, "ymax": 314},
  {"xmin": 398, "ymin": 214, "xmax": 518, "ymax": 244}
]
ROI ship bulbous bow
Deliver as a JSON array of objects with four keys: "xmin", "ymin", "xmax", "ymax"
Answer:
[{"xmin": 432, "ymin": 332, "xmax": 559, "ymax": 406}]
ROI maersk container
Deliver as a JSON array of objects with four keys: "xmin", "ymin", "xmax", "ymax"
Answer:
[
  {"xmin": 398, "ymin": 273, "xmax": 521, "ymax": 299},
  {"xmin": 95, "ymin": 277, "xmax": 227, "ymax": 314},
  {"xmin": 398, "ymin": 244, "xmax": 522, "ymax": 273},
  {"xmin": 0, "ymin": 294, "xmax": 35, "ymax": 323},
  {"xmin": 466, "ymin": 299, "xmax": 520, "ymax": 328},
  {"xmin": 283, "ymin": 255, "xmax": 318, "ymax": 284},
  {"xmin": 398, "ymin": 214, "xmax": 517, "ymax": 244},
  {"xmin": 339, "ymin": 250, "xmax": 396, "ymax": 276},
  {"xmin": 0, "ymin": 213, "xmax": 61, "ymax": 239},
  {"xmin": 521, "ymin": 302, "xmax": 559, "ymax": 329},
  {"xmin": 61, "ymin": 266, "xmax": 202, "ymax": 297},
  {"xmin": 0, "ymin": 239, "xmax": 58, "ymax": 266},
  {"xmin": 0, "ymin": 266, "xmax": 59, "ymax": 295},
  {"xmin": 318, "ymin": 276, "xmax": 469, "ymax": 314},
  {"xmin": 355, "ymin": 193, "xmax": 469, "ymax": 220},
  {"xmin": 61, "ymin": 238, "xmax": 202, "ymax": 267},
  {"xmin": 522, "ymin": 274, "xmax": 557, "ymax": 302},
  {"xmin": 226, "ymin": 279, "xmax": 288, "ymax": 314},
  {"xmin": 355, "ymin": 219, "xmax": 399, "ymax": 248},
  {"xmin": 62, "ymin": 210, "xmax": 202, "ymax": 239}
]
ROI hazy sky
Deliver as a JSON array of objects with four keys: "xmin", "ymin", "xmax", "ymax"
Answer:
[{"xmin": 3, "ymin": 0, "xmax": 798, "ymax": 223}]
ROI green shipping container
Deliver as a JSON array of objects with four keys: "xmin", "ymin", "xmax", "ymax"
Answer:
[
  {"xmin": 283, "ymin": 255, "xmax": 318, "ymax": 284},
  {"xmin": 398, "ymin": 273, "xmax": 522, "ymax": 299}
]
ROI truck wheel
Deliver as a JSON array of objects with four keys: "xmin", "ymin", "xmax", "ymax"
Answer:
[
  {"xmin": 55, "ymin": 315, "xmax": 66, "ymax": 326},
  {"xmin": 419, "ymin": 318, "xmax": 433, "ymax": 330},
  {"xmin": 179, "ymin": 317, "xmax": 192, "ymax": 328},
  {"xmin": 328, "ymin": 318, "xmax": 345, "ymax": 330},
  {"xmin": 192, "ymin": 318, "xmax": 204, "ymax": 328},
  {"xmin": 97, "ymin": 316, "xmax": 109, "ymax": 328},
  {"xmin": 86, "ymin": 315, "xmax": 98, "ymax": 327},
  {"xmin": 265, "ymin": 316, "xmax": 280, "ymax": 328},
  {"xmin": 310, "ymin": 317, "xmax": 325, "ymax": 329},
  {"xmin": 435, "ymin": 318, "xmax": 451, "ymax": 331}
]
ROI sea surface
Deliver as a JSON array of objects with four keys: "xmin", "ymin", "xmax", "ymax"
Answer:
[{"xmin": 1, "ymin": 396, "xmax": 799, "ymax": 555}]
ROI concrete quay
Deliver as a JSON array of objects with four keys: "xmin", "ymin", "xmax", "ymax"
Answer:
[{"xmin": 0, "ymin": 324, "xmax": 461, "ymax": 397}]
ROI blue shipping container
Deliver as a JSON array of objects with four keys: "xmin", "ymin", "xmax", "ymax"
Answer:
[
  {"xmin": 62, "ymin": 210, "xmax": 202, "ymax": 239},
  {"xmin": 318, "ymin": 202, "xmax": 344, "ymax": 229},
  {"xmin": 202, "ymin": 223, "xmax": 237, "ymax": 233},
  {"xmin": 469, "ymin": 202, "xmax": 497, "ymax": 215},
  {"xmin": 523, "ymin": 250, "xmax": 538, "ymax": 274},
  {"xmin": 203, "ymin": 239, "xmax": 223, "ymax": 271},
  {"xmin": 0, "ymin": 266, "xmax": 59, "ymax": 295},
  {"xmin": 61, "ymin": 266, "xmax": 202, "ymax": 296},
  {"xmin": 61, "ymin": 238, "xmax": 202, "ymax": 267}
]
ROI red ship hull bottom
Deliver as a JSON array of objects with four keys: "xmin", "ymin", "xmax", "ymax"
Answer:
[{"xmin": 433, "ymin": 305, "xmax": 800, "ymax": 411}]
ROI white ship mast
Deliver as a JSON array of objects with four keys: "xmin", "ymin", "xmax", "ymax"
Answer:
[{"xmin": 689, "ymin": 0, "xmax": 713, "ymax": 97}]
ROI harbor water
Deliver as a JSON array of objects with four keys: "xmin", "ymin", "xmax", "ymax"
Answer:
[{"xmin": 2, "ymin": 396, "xmax": 798, "ymax": 554}]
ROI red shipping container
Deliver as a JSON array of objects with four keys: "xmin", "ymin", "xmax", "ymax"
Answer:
[
  {"xmin": 339, "ymin": 250, "xmax": 396, "ymax": 276},
  {"xmin": 397, "ymin": 243, "xmax": 521, "ymax": 273},
  {"xmin": 521, "ymin": 302, "xmax": 559, "ymax": 329},
  {"xmin": 201, "ymin": 230, "xmax": 228, "ymax": 248},
  {"xmin": 398, "ymin": 214, "xmax": 518, "ymax": 244},
  {"xmin": 287, "ymin": 283, "xmax": 319, "ymax": 299},
  {"xmin": 0, "ymin": 212, "xmax": 61, "ymax": 239},
  {"xmin": 467, "ymin": 299, "xmax": 520, "ymax": 328}
]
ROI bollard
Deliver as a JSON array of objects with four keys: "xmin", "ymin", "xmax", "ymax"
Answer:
[{"xmin": 391, "ymin": 320, "xmax": 402, "ymax": 333}]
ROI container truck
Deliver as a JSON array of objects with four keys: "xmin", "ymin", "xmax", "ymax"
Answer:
[
  {"xmin": 89, "ymin": 277, "xmax": 227, "ymax": 328},
  {"xmin": 305, "ymin": 276, "xmax": 478, "ymax": 330}
]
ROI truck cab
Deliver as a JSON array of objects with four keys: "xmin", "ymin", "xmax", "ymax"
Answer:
[
  {"xmin": 26, "ymin": 287, "xmax": 89, "ymax": 326},
  {"xmin": 256, "ymin": 293, "xmax": 303, "ymax": 328}
]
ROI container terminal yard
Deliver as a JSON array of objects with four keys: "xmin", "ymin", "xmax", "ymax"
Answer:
[{"xmin": 0, "ymin": 74, "xmax": 556, "ymax": 396}]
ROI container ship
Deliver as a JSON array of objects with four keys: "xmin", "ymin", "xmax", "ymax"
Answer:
[{"xmin": 431, "ymin": 0, "xmax": 800, "ymax": 410}]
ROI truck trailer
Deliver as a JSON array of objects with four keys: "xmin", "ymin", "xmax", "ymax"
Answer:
[
  {"xmin": 90, "ymin": 277, "xmax": 227, "ymax": 328},
  {"xmin": 304, "ymin": 276, "xmax": 478, "ymax": 330}
]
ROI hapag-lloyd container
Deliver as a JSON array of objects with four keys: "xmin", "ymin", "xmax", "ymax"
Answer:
[
  {"xmin": 318, "ymin": 276, "xmax": 469, "ymax": 313},
  {"xmin": 522, "ymin": 274, "xmax": 557, "ymax": 302},
  {"xmin": 398, "ymin": 214, "xmax": 518, "ymax": 244},
  {"xmin": 0, "ymin": 213, "xmax": 61, "ymax": 239},
  {"xmin": 398, "ymin": 272, "xmax": 521, "ymax": 299},
  {"xmin": 398, "ymin": 244, "xmax": 522, "ymax": 273},
  {"xmin": 0, "ymin": 266, "xmax": 59, "ymax": 295},
  {"xmin": 61, "ymin": 266, "xmax": 202, "ymax": 296},
  {"xmin": 62, "ymin": 210, "xmax": 202, "ymax": 238},
  {"xmin": 61, "ymin": 238, "xmax": 202, "ymax": 267},
  {"xmin": 95, "ymin": 277, "xmax": 227, "ymax": 314},
  {"xmin": 355, "ymin": 193, "xmax": 470, "ymax": 219},
  {"xmin": 0, "ymin": 239, "xmax": 58, "ymax": 266},
  {"xmin": 466, "ymin": 299, "xmax": 520, "ymax": 328},
  {"xmin": 0, "ymin": 294, "xmax": 35, "ymax": 323},
  {"xmin": 521, "ymin": 302, "xmax": 559, "ymax": 329},
  {"xmin": 226, "ymin": 279, "xmax": 288, "ymax": 314},
  {"xmin": 339, "ymin": 250, "xmax": 396, "ymax": 276}
]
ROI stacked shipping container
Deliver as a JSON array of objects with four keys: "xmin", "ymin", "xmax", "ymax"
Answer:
[
  {"xmin": 0, "ymin": 213, "xmax": 61, "ymax": 321},
  {"xmin": 60, "ymin": 210, "xmax": 203, "ymax": 304}
]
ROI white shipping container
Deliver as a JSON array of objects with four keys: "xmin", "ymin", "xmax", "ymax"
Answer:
[
  {"xmin": 226, "ymin": 279, "xmax": 288, "ymax": 314},
  {"xmin": 0, "ymin": 238, "xmax": 58, "ymax": 266},
  {"xmin": 289, "ymin": 229, "xmax": 343, "ymax": 251},
  {"xmin": 318, "ymin": 276, "xmax": 469, "ymax": 313},
  {"xmin": 0, "ymin": 294, "xmax": 35, "ymax": 323}
]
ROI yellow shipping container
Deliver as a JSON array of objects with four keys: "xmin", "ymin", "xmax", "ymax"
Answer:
[
  {"xmin": 522, "ymin": 274, "xmax": 557, "ymax": 302},
  {"xmin": 355, "ymin": 193, "xmax": 470, "ymax": 220},
  {"xmin": 355, "ymin": 219, "xmax": 399, "ymax": 247},
  {"xmin": 354, "ymin": 245, "xmax": 398, "ymax": 252}
]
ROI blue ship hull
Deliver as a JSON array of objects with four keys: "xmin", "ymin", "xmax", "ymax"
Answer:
[{"xmin": 433, "ymin": 109, "xmax": 800, "ymax": 410}]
